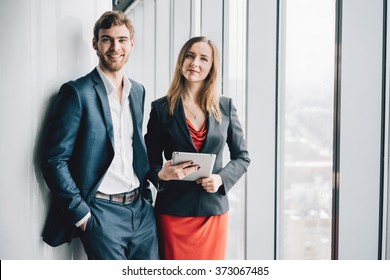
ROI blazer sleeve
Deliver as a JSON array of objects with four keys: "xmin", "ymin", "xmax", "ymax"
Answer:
[
  {"xmin": 217, "ymin": 98, "xmax": 250, "ymax": 194},
  {"xmin": 144, "ymin": 101, "xmax": 164, "ymax": 189},
  {"xmin": 41, "ymin": 83, "xmax": 90, "ymax": 226}
]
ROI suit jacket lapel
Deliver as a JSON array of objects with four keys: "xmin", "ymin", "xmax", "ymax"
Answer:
[
  {"xmin": 128, "ymin": 83, "xmax": 141, "ymax": 130},
  {"xmin": 92, "ymin": 69, "xmax": 115, "ymax": 148}
]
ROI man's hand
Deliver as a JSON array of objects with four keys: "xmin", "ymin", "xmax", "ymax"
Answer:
[{"xmin": 80, "ymin": 219, "xmax": 88, "ymax": 231}]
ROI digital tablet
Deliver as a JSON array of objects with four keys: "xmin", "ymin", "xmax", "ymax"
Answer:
[{"xmin": 171, "ymin": 151, "xmax": 216, "ymax": 181}]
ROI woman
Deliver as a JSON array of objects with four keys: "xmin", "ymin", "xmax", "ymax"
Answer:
[{"xmin": 145, "ymin": 36, "xmax": 250, "ymax": 260}]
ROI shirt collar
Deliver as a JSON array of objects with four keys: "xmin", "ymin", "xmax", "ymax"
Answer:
[{"xmin": 96, "ymin": 66, "xmax": 132, "ymax": 99}]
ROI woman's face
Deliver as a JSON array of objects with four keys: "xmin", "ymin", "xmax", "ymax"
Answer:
[{"xmin": 181, "ymin": 41, "xmax": 213, "ymax": 84}]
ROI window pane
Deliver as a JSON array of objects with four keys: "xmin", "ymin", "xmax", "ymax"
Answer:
[
  {"xmin": 278, "ymin": 0, "xmax": 336, "ymax": 259},
  {"xmin": 223, "ymin": 0, "xmax": 247, "ymax": 260}
]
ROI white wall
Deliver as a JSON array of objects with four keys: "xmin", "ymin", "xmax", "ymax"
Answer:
[
  {"xmin": 246, "ymin": 0, "xmax": 278, "ymax": 260},
  {"xmin": 338, "ymin": 0, "xmax": 384, "ymax": 259},
  {"xmin": 0, "ymin": 0, "xmax": 111, "ymax": 259}
]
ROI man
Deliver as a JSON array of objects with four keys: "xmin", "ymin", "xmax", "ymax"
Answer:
[{"xmin": 41, "ymin": 11, "xmax": 159, "ymax": 260}]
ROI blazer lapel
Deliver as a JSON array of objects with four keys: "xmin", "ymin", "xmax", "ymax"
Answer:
[
  {"xmin": 201, "ymin": 112, "xmax": 216, "ymax": 152},
  {"xmin": 92, "ymin": 69, "xmax": 114, "ymax": 148},
  {"xmin": 175, "ymin": 100, "xmax": 198, "ymax": 151}
]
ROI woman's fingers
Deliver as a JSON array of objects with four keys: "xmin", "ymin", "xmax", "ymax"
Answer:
[{"xmin": 197, "ymin": 175, "xmax": 222, "ymax": 193}]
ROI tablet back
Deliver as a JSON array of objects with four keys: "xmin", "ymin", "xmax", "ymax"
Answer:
[{"xmin": 172, "ymin": 151, "xmax": 216, "ymax": 181}]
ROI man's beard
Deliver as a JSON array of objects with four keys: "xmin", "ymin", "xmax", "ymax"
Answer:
[{"xmin": 98, "ymin": 51, "xmax": 128, "ymax": 72}]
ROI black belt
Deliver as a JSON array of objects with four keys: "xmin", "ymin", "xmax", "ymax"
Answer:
[{"xmin": 95, "ymin": 189, "xmax": 139, "ymax": 204}]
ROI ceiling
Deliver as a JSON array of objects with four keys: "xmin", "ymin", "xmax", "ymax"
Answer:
[{"xmin": 112, "ymin": 0, "xmax": 135, "ymax": 11}]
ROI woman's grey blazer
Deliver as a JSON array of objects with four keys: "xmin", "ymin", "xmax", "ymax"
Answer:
[{"xmin": 145, "ymin": 96, "xmax": 250, "ymax": 217}]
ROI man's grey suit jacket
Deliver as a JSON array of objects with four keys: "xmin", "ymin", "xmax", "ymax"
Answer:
[{"xmin": 41, "ymin": 68, "xmax": 150, "ymax": 247}]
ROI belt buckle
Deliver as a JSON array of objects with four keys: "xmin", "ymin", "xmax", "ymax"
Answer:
[
  {"xmin": 124, "ymin": 189, "xmax": 138, "ymax": 204},
  {"xmin": 123, "ymin": 193, "xmax": 129, "ymax": 203}
]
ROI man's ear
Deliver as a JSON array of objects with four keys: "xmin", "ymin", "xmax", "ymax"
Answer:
[{"xmin": 92, "ymin": 38, "xmax": 97, "ymax": 50}]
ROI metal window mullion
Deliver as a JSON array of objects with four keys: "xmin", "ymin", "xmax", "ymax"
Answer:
[
  {"xmin": 379, "ymin": 0, "xmax": 389, "ymax": 260},
  {"xmin": 331, "ymin": 0, "xmax": 343, "ymax": 261}
]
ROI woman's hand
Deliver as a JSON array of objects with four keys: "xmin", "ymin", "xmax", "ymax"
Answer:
[
  {"xmin": 158, "ymin": 160, "xmax": 200, "ymax": 181},
  {"xmin": 197, "ymin": 174, "xmax": 223, "ymax": 193}
]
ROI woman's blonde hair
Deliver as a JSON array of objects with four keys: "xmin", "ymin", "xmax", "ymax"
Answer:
[{"xmin": 167, "ymin": 36, "xmax": 222, "ymax": 123}]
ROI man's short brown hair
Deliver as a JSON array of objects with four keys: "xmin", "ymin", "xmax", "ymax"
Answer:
[{"xmin": 93, "ymin": 11, "xmax": 135, "ymax": 41}]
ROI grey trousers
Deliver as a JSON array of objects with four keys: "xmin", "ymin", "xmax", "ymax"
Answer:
[{"xmin": 79, "ymin": 195, "xmax": 159, "ymax": 260}]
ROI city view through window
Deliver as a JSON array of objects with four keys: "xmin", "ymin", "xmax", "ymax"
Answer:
[{"xmin": 278, "ymin": 0, "xmax": 336, "ymax": 259}]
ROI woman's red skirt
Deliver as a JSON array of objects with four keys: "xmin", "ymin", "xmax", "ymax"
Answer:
[{"xmin": 157, "ymin": 213, "xmax": 229, "ymax": 260}]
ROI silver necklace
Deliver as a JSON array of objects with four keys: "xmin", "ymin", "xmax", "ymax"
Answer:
[{"xmin": 183, "ymin": 103, "xmax": 200, "ymax": 120}]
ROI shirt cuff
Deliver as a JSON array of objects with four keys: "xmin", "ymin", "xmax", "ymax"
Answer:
[{"xmin": 75, "ymin": 212, "xmax": 91, "ymax": 227}]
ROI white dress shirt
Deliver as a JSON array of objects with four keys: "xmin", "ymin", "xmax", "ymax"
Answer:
[
  {"xmin": 76, "ymin": 67, "xmax": 140, "ymax": 227},
  {"xmin": 97, "ymin": 66, "xmax": 140, "ymax": 194}
]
